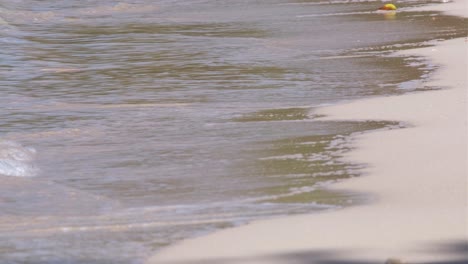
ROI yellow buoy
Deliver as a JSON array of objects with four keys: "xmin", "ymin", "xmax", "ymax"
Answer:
[{"xmin": 378, "ymin": 3, "xmax": 397, "ymax": 11}]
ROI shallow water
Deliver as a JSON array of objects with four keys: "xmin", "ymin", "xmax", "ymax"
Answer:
[{"xmin": 0, "ymin": 0, "xmax": 466, "ymax": 263}]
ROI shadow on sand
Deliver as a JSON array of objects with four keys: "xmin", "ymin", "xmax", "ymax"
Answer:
[{"xmin": 145, "ymin": 240, "xmax": 468, "ymax": 264}]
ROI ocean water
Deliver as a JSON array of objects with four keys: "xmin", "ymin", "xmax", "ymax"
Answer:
[{"xmin": 0, "ymin": 0, "xmax": 466, "ymax": 263}]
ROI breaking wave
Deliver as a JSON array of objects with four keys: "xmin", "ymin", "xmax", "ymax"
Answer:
[{"xmin": 0, "ymin": 140, "xmax": 38, "ymax": 177}]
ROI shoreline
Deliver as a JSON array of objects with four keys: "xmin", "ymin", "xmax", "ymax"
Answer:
[{"xmin": 147, "ymin": 3, "xmax": 467, "ymax": 264}]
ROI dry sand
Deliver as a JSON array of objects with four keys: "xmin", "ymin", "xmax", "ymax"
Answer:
[
  {"xmin": 147, "ymin": 2, "xmax": 467, "ymax": 263},
  {"xmin": 406, "ymin": 0, "xmax": 467, "ymax": 18}
]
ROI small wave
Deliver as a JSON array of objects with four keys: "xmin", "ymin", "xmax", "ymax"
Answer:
[
  {"xmin": 297, "ymin": 10, "xmax": 374, "ymax": 18},
  {"xmin": 1, "ymin": 199, "xmax": 333, "ymax": 236},
  {"xmin": 280, "ymin": 0, "xmax": 382, "ymax": 6},
  {"xmin": 76, "ymin": 3, "xmax": 159, "ymax": 16},
  {"xmin": 0, "ymin": 140, "xmax": 38, "ymax": 177}
]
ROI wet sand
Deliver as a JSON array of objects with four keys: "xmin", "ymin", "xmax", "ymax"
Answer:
[{"xmin": 146, "ymin": 2, "xmax": 468, "ymax": 264}]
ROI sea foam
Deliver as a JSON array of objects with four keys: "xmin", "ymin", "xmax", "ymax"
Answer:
[{"xmin": 0, "ymin": 140, "xmax": 38, "ymax": 177}]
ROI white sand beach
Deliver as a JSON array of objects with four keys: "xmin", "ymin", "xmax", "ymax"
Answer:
[{"xmin": 147, "ymin": 2, "xmax": 467, "ymax": 264}]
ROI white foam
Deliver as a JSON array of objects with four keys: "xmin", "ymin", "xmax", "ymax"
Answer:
[{"xmin": 0, "ymin": 140, "xmax": 38, "ymax": 177}]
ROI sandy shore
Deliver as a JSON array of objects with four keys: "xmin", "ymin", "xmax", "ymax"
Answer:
[{"xmin": 147, "ymin": 3, "xmax": 467, "ymax": 264}]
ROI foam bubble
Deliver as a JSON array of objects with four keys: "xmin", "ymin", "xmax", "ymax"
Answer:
[{"xmin": 0, "ymin": 140, "xmax": 38, "ymax": 177}]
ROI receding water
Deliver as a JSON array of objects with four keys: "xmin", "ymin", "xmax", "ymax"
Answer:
[{"xmin": 0, "ymin": 0, "xmax": 466, "ymax": 263}]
